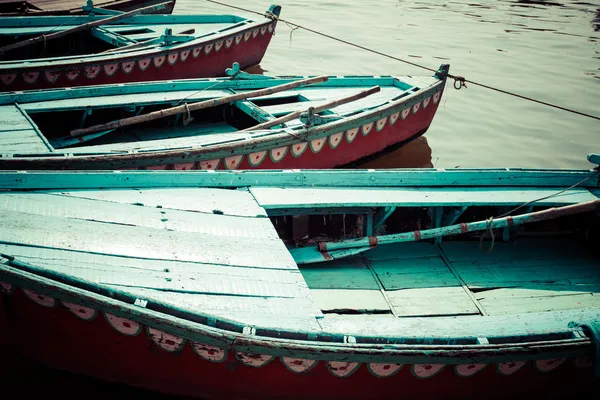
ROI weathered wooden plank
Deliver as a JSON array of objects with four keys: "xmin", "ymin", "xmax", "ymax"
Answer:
[
  {"xmin": 478, "ymin": 291, "xmax": 600, "ymax": 316},
  {"xmin": 22, "ymin": 90, "xmax": 233, "ymax": 112},
  {"xmin": 0, "ymin": 192, "xmax": 275, "ymax": 238},
  {"xmin": 0, "ymin": 210, "xmax": 296, "ymax": 269},
  {"xmin": 317, "ymin": 307, "xmax": 600, "ymax": 339},
  {"xmin": 300, "ymin": 257, "xmax": 379, "ymax": 290},
  {"xmin": 122, "ymin": 287, "xmax": 323, "ymax": 322},
  {"xmin": 0, "ymin": 169, "xmax": 597, "ymax": 190},
  {"xmin": 441, "ymin": 238, "xmax": 594, "ymax": 263},
  {"xmin": 364, "ymin": 242, "xmax": 439, "ymax": 261},
  {"xmin": 0, "ymin": 130, "xmax": 51, "ymax": 153},
  {"xmin": 371, "ymin": 257, "xmax": 459, "ymax": 290},
  {"xmin": 55, "ymin": 187, "xmax": 267, "ymax": 217},
  {"xmin": 0, "ymin": 244, "xmax": 310, "ymax": 299},
  {"xmin": 250, "ymin": 187, "xmax": 598, "ymax": 209},
  {"xmin": 453, "ymin": 260, "xmax": 600, "ymax": 289},
  {"xmin": 67, "ymin": 131, "xmax": 248, "ymax": 153},
  {"xmin": 387, "ymin": 287, "xmax": 480, "ymax": 317},
  {"xmin": 310, "ymin": 289, "xmax": 390, "ymax": 313},
  {"xmin": 0, "ymin": 107, "xmax": 35, "ymax": 131}
]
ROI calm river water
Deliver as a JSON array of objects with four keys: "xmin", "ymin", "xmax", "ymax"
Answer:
[{"xmin": 3, "ymin": 0, "xmax": 599, "ymax": 398}]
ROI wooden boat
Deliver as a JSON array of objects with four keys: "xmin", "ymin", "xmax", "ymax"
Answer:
[
  {"xmin": 0, "ymin": 2, "xmax": 280, "ymax": 91},
  {"xmin": 0, "ymin": 65, "xmax": 448, "ymax": 170},
  {"xmin": 0, "ymin": 155, "xmax": 599, "ymax": 399},
  {"xmin": 0, "ymin": 0, "xmax": 176, "ymax": 16}
]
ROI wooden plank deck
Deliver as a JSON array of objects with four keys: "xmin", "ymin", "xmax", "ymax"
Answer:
[
  {"xmin": 440, "ymin": 238, "xmax": 600, "ymax": 316},
  {"xmin": 251, "ymin": 187, "xmax": 598, "ymax": 209},
  {"xmin": 0, "ymin": 188, "xmax": 323, "ymax": 329},
  {"xmin": 0, "ymin": 106, "xmax": 50, "ymax": 154},
  {"xmin": 56, "ymin": 187, "xmax": 268, "ymax": 217}
]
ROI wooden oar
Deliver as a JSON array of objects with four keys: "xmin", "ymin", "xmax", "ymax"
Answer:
[
  {"xmin": 0, "ymin": 1, "xmax": 174, "ymax": 54},
  {"xmin": 70, "ymin": 76, "xmax": 329, "ymax": 137},
  {"xmin": 291, "ymin": 199, "xmax": 600, "ymax": 264},
  {"xmin": 242, "ymin": 86, "xmax": 381, "ymax": 131}
]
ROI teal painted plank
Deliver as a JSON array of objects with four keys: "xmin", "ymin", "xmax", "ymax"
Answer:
[
  {"xmin": 0, "ymin": 210, "xmax": 296, "ymax": 270},
  {"xmin": 0, "ymin": 244, "xmax": 309, "ymax": 298},
  {"xmin": 386, "ymin": 287, "xmax": 480, "ymax": 317},
  {"xmin": 21, "ymin": 90, "xmax": 232, "ymax": 112},
  {"xmin": 0, "ymin": 169, "xmax": 597, "ymax": 190},
  {"xmin": 0, "ymin": 106, "xmax": 35, "ymax": 132},
  {"xmin": 0, "ymin": 130, "xmax": 51, "ymax": 153},
  {"xmin": 477, "ymin": 289, "xmax": 600, "ymax": 316},
  {"xmin": 441, "ymin": 238, "xmax": 594, "ymax": 263},
  {"xmin": 317, "ymin": 307, "xmax": 600, "ymax": 339},
  {"xmin": 66, "ymin": 127, "xmax": 245, "ymax": 153},
  {"xmin": 55, "ymin": 187, "xmax": 267, "ymax": 217},
  {"xmin": 300, "ymin": 257, "xmax": 379, "ymax": 290},
  {"xmin": 363, "ymin": 242, "xmax": 440, "ymax": 261},
  {"xmin": 310, "ymin": 289, "xmax": 390, "ymax": 313},
  {"xmin": 250, "ymin": 187, "xmax": 598, "ymax": 209},
  {"xmin": 0, "ymin": 192, "xmax": 276, "ymax": 238},
  {"xmin": 371, "ymin": 257, "xmax": 460, "ymax": 290},
  {"xmin": 121, "ymin": 287, "xmax": 323, "ymax": 324}
]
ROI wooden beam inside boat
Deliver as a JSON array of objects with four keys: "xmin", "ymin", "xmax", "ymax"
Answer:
[
  {"xmin": 242, "ymin": 86, "xmax": 381, "ymax": 131},
  {"xmin": 70, "ymin": 75, "xmax": 330, "ymax": 137}
]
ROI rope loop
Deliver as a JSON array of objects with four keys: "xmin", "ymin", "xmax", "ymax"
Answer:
[
  {"xmin": 183, "ymin": 103, "xmax": 193, "ymax": 126},
  {"xmin": 479, "ymin": 217, "xmax": 495, "ymax": 253},
  {"xmin": 453, "ymin": 76, "xmax": 467, "ymax": 90}
]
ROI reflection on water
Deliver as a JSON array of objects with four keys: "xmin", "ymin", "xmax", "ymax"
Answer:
[{"xmin": 356, "ymin": 136, "xmax": 434, "ymax": 168}]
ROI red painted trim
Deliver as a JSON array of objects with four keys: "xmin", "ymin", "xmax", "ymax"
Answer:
[{"xmin": 368, "ymin": 236, "xmax": 378, "ymax": 247}]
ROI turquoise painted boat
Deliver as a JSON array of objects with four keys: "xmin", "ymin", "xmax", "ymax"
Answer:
[
  {"xmin": 0, "ymin": 2, "xmax": 280, "ymax": 91},
  {"xmin": 0, "ymin": 0, "xmax": 176, "ymax": 16},
  {"xmin": 0, "ymin": 154, "xmax": 599, "ymax": 399},
  {"xmin": 0, "ymin": 65, "xmax": 449, "ymax": 170}
]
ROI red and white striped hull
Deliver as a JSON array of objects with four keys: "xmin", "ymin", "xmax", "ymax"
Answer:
[
  {"xmin": 0, "ymin": 283, "xmax": 595, "ymax": 400},
  {"xmin": 0, "ymin": 21, "xmax": 276, "ymax": 92}
]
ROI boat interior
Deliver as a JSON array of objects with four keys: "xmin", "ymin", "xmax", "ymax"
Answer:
[
  {"xmin": 0, "ymin": 13, "xmax": 251, "ymax": 61},
  {"xmin": 1, "ymin": 168, "xmax": 599, "ymax": 342},
  {"xmin": 0, "ymin": 76, "xmax": 426, "ymax": 155}
]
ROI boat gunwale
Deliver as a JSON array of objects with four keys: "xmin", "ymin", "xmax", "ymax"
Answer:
[{"xmin": 0, "ymin": 168, "xmax": 598, "ymax": 190}]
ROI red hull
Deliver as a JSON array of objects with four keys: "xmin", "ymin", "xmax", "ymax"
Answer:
[
  {"xmin": 0, "ymin": 285, "xmax": 595, "ymax": 400},
  {"xmin": 0, "ymin": 22, "xmax": 276, "ymax": 91}
]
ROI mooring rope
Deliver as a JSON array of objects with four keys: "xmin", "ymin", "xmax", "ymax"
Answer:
[{"xmin": 203, "ymin": 0, "xmax": 600, "ymax": 122}]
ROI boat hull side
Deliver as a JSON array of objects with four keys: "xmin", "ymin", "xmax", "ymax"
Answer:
[{"xmin": 0, "ymin": 282, "xmax": 596, "ymax": 400}]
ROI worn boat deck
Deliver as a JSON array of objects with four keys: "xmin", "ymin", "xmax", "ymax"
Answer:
[
  {"xmin": 1, "ymin": 173, "xmax": 599, "ymax": 336},
  {"xmin": 301, "ymin": 239, "xmax": 600, "ymax": 318},
  {"xmin": 0, "ymin": 187, "xmax": 324, "ymax": 330}
]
